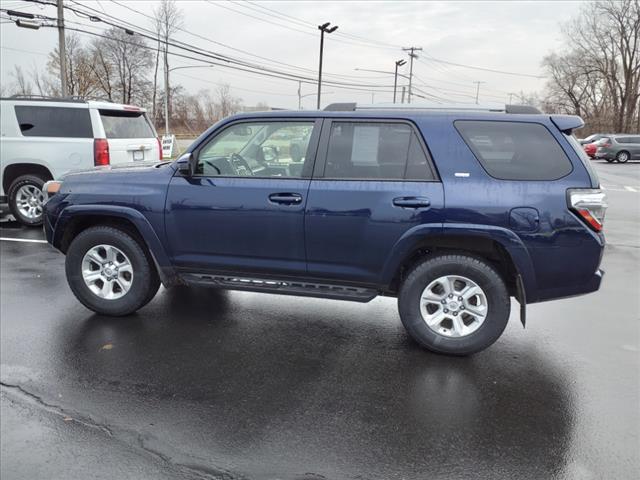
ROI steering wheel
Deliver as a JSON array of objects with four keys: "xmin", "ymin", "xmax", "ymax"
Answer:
[
  {"xmin": 230, "ymin": 153, "xmax": 253, "ymax": 176},
  {"xmin": 204, "ymin": 160, "xmax": 221, "ymax": 175}
]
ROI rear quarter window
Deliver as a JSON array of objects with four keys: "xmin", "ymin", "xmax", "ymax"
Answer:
[
  {"xmin": 455, "ymin": 120, "xmax": 573, "ymax": 181},
  {"xmin": 14, "ymin": 105, "xmax": 92, "ymax": 138},
  {"xmin": 99, "ymin": 110, "xmax": 155, "ymax": 139}
]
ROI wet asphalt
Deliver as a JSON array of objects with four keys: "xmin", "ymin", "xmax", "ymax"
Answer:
[{"xmin": 1, "ymin": 160, "xmax": 639, "ymax": 480}]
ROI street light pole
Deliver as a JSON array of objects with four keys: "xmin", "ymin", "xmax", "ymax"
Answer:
[
  {"xmin": 394, "ymin": 59, "xmax": 406, "ymax": 104},
  {"xmin": 57, "ymin": 0, "xmax": 67, "ymax": 96},
  {"xmin": 317, "ymin": 22, "xmax": 338, "ymax": 110}
]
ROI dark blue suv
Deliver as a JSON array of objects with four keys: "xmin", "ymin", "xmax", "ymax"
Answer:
[{"xmin": 43, "ymin": 104, "xmax": 607, "ymax": 355}]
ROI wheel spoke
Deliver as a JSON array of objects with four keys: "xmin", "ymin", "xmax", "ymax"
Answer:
[
  {"xmin": 83, "ymin": 270, "xmax": 103, "ymax": 283},
  {"xmin": 451, "ymin": 315, "xmax": 467, "ymax": 337},
  {"xmin": 424, "ymin": 310, "xmax": 446, "ymax": 327}
]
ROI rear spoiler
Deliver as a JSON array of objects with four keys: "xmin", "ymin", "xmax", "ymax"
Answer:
[{"xmin": 551, "ymin": 115, "xmax": 584, "ymax": 134}]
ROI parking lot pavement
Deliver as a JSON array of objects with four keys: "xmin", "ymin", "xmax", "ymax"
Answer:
[{"xmin": 1, "ymin": 160, "xmax": 638, "ymax": 480}]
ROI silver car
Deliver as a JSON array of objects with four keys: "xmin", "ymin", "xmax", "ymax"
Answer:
[{"xmin": 595, "ymin": 134, "xmax": 640, "ymax": 163}]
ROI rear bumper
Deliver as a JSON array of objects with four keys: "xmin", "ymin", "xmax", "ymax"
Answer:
[{"xmin": 535, "ymin": 268, "xmax": 604, "ymax": 303}]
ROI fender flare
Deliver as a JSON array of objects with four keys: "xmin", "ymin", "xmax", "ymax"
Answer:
[
  {"xmin": 381, "ymin": 223, "xmax": 539, "ymax": 304},
  {"xmin": 53, "ymin": 204, "xmax": 180, "ymax": 286}
]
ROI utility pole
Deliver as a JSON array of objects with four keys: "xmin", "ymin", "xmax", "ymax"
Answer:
[
  {"xmin": 402, "ymin": 46, "xmax": 422, "ymax": 104},
  {"xmin": 57, "ymin": 0, "xmax": 67, "ymax": 96},
  {"xmin": 393, "ymin": 59, "xmax": 406, "ymax": 104},
  {"xmin": 473, "ymin": 81, "xmax": 486, "ymax": 104},
  {"xmin": 508, "ymin": 92, "xmax": 515, "ymax": 105},
  {"xmin": 298, "ymin": 81, "xmax": 302, "ymax": 110},
  {"xmin": 164, "ymin": 42, "xmax": 170, "ymax": 135},
  {"xmin": 317, "ymin": 22, "xmax": 338, "ymax": 110},
  {"xmin": 401, "ymin": 86, "xmax": 406, "ymax": 104}
]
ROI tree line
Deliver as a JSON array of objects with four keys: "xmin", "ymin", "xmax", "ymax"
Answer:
[
  {"xmin": 541, "ymin": 0, "xmax": 640, "ymax": 134},
  {"xmin": 2, "ymin": 0, "xmax": 247, "ymax": 135},
  {"xmin": 2, "ymin": 0, "xmax": 638, "ymax": 135}
]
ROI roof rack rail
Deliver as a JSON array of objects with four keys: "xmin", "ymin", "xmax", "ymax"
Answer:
[
  {"xmin": 323, "ymin": 102, "xmax": 542, "ymax": 114},
  {"xmin": 1, "ymin": 94, "xmax": 88, "ymax": 103}
]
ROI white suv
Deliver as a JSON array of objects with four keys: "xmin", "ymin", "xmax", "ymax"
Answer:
[{"xmin": 0, "ymin": 97, "xmax": 161, "ymax": 226}]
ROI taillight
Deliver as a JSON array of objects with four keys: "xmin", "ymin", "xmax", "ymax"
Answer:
[
  {"xmin": 157, "ymin": 137, "xmax": 163, "ymax": 161},
  {"xmin": 568, "ymin": 188, "xmax": 607, "ymax": 232},
  {"xmin": 94, "ymin": 139, "xmax": 110, "ymax": 166}
]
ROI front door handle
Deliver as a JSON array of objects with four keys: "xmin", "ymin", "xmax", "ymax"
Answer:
[
  {"xmin": 269, "ymin": 192, "xmax": 303, "ymax": 205},
  {"xmin": 393, "ymin": 196, "xmax": 431, "ymax": 208}
]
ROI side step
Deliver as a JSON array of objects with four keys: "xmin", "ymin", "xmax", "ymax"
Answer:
[{"xmin": 182, "ymin": 273, "xmax": 378, "ymax": 303}]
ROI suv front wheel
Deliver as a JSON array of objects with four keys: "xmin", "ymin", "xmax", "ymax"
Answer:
[
  {"xmin": 8, "ymin": 175, "xmax": 47, "ymax": 227},
  {"xmin": 65, "ymin": 226, "xmax": 160, "ymax": 316},
  {"xmin": 398, "ymin": 254, "xmax": 510, "ymax": 355}
]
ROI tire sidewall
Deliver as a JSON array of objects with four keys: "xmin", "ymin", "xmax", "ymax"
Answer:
[
  {"xmin": 65, "ymin": 227, "xmax": 154, "ymax": 316},
  {"xmin": 8, "ymin": 175, "xmax": 46, "ymax": 226},
  {"xmin": 399, "ymin": 255, "xmax": 510, "ymax": 355}
]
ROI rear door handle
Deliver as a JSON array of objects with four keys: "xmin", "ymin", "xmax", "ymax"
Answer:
[
  {"xmin": 269, "ymin": 193, "xmax": 303, "ymax": 205},
  {"xmin": 393, "ymin": 196, "xmax": 431, "ymax": 208}
]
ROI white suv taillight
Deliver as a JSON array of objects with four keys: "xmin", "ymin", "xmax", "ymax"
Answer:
[{"xmin": 568, "ymin": 188, "xmax": 607, "ymax": 232}]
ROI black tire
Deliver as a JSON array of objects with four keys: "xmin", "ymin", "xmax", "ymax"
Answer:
[
  {"xmin": 65, "ymin": 226, "xmax": 160, "ymax": 316},
  {"xmin": 398, "ymin": 253, "xmax": 510, "ymax": 356},
  {"xmin": 616, "ymin": 150, "xmax": 630, "ymax": 163},
  {"xmin": 7, "ymin": 174, "xmax": 47, "ymax": 227}
]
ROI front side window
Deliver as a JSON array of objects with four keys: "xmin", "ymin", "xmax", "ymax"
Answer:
[
  {"xmin": 99, "ymin": 110, "xmax": 155, "ymax": 139},
  {"xmin": 196, "ymin": 121, "xmax": 314, "ymax": 178},
  {"xmin": 15, "ymin": 105, "xmax": 92, "ymax": 138},
  {"xmin": 455, "ymin": 120, "xmax": 573, "ymax": 181},
  {"xmin": 324, "ymin": 122, "xmax": 434, "ymax": 180}
]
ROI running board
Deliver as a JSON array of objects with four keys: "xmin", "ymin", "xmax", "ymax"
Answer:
[{"xmin": 182, "ymin": 273, "xmax": 378, "ymax": 303}]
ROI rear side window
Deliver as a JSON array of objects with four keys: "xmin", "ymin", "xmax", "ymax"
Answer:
[
  {"xmin": 14, "ymin": 105, "xmax": 92, "ymax": 138},
  {"xmin": 99, "ymin": 110, "xmax": 154, "ymax": 139},
  {"xmin": 324, "ymin": 122, "xmax": 435, "ymax": 180},
  {"xmin": 455, "ymin": 120, "xmax": 573, "ymax": 181},
  {"xmin": 617, "ymin": 136, "xmax": 640, "ymax": 144}
]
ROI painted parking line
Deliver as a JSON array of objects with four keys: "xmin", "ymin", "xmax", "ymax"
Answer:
[
  {"xmin": 0, "ymin": 237, "xmax": 48, "ymax": 244},
  {"xmin": 601, "ymin": 184, "xmax": 640, "ymax": 192}
]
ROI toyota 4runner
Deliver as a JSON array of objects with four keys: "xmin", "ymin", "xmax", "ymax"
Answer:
[{"xmin": 42, "ymin": 103, "xmax": 607, "ymax": 355}]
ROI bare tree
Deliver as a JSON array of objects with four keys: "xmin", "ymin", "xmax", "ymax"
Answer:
[
  {"xmin": 154, "ymin": 0, "xmax": 183, "ymax": 132},
  {"xmin": 48, "ymin": 33, "xmax": 99, "ymax": 98},
  {"xmin": 10, "ymin": 66, "xmax": 33, "ymax": 96},
  {"xmin": 90, "ymin": 29, "xmax": 153, "ymax": 105},
  {"xmin": 215, "ymin": 84, "xmax": 242, "ymax": 119},
  {"xmin": 543, "ymin": 0, "xmax": 640, "ymax": 133}
]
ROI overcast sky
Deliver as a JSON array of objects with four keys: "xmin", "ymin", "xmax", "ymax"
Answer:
[{"xmin": 0, "ymin": 0, "xmax": 586, "ymax": 109}]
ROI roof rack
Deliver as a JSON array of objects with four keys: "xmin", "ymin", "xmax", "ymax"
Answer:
[
  {"xmin": 323, "ymin": 102, "xmax": 543, "ymax": 114},
  {"xmin": 1, "ymin": 94, "xmax": 88, "ymax": 103}
]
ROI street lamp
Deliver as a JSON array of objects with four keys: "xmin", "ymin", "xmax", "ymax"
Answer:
[
  {"xmin": 317, "ymin": 22, "xmax": 338, "ymax": 110},
  {"xmin": 394, "ymin": 59, "xmax": 406, "ymax": 104}
]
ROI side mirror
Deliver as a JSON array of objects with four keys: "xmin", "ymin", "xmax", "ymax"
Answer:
[{"xmin": 176, "ymin": 152, "xmax": 195, "ymax": 176}]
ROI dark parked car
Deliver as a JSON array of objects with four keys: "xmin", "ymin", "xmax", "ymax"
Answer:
[
  {"xmin": 43, "ymin": 104, "xmax": 607, "ymax": 355},
  {"xmin": 595, "ymin": 134, "xmax": 640, "ymax": 163}
]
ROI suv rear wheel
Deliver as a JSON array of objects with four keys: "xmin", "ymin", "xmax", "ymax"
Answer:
[
  {"xmin": 65, "ymin": 226, "xmax": 160, "ymax": 316},
  {"xmin": 398, "ymin": 253, "xmax": 510, "ymax": 355},
  {"xmin": 8, "ymin": 175, "xmax": 46, "ymax": 227},
  {"xmin": 616, "ymin": 150, "xmax": 630, "ymax": 163}
]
